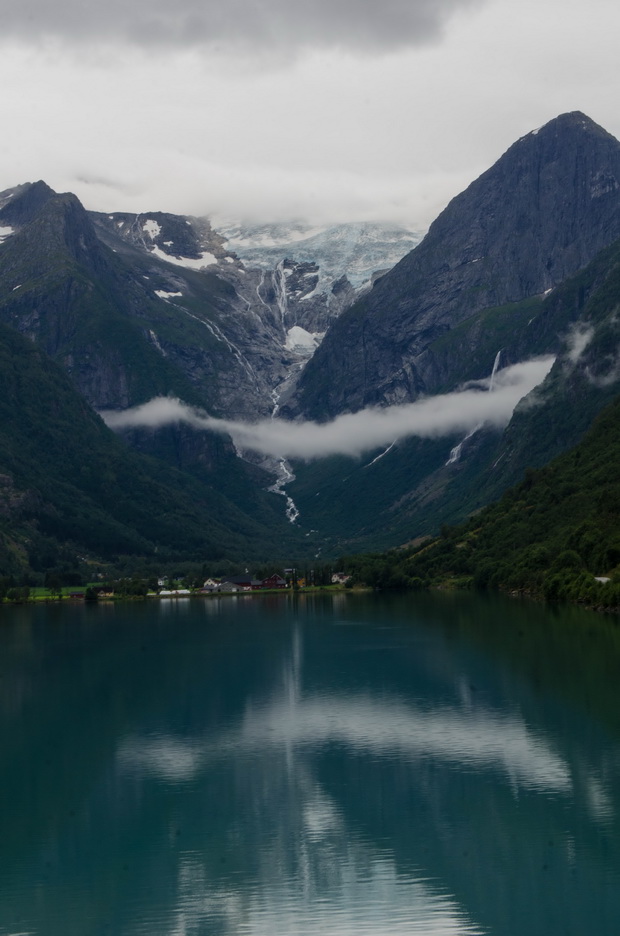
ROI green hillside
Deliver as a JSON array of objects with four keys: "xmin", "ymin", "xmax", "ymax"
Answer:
[
  {"xmin": 344, "ymin": 392, "xmax": 620, "ymax": 609},
  {"xmin": 0, "ymin": 321, "xmax": 304, "ymax": 580}
]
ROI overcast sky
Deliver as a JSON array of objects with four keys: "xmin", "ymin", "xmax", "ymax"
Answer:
[{"xmin": 1, "ymin": 0, "xmax": 619, "ymax": 227}]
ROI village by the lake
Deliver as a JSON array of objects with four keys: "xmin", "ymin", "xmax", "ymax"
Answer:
[{"xmin": 0, "ymin": 569, "xmax": 353, "ymax": 602}]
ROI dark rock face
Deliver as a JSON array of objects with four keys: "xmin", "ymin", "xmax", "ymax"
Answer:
[
  {"xmin": 90, "ymin": 210, "xmax": 228, "ymax": 263},
  {"xmin": 285, "ymin": 234, "xmax": 620, "ymax": 552},
  {"xmin": 0, "ymin": 180, "xmax": 56, "ymax": 226},
  {"xmin": 291, "ymin": 112, "xmax": 620, "ymax": 419}
]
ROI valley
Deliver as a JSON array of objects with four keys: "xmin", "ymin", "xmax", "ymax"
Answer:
[{"xmin": 1, "ymin": 111, "xmax": 620, "ymax": 587}]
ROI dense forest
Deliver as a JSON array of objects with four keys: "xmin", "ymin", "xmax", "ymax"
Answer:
[{"xmin": 342, "ymin": 392, "xmax": 620, "ymax": 611}]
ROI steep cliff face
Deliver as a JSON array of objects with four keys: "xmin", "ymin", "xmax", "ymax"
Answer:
[
  {"xmin": 0, "ymin": 184, "xmax": 277, "ymax": 416},
  {"xmin": 290, "ymin": 112, "xmax": 620, "ymax": 419},
  {"xmin": 89, "ymin": 210, "xmax": 383, "ymax": 406},
  {"xmin": 286, "ymin": 234, "xmax": 620, "ymax": 552},
  {"xmin": 0, "ymin": 183, "xmax": 418, "ymax": 425}
]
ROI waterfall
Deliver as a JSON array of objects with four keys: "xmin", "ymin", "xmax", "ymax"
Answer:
[
  {"xmin": 268, "ymin": 459, "xmax": 300, "ymax": 523},
  {"xmin": 489, "ymin": 349, "xmax": 503, "ymax": 392},
  {"xmin": 445, "ymin": 349, "xmax": 503, "ymax": 466},
  {"xmin": 446, "ymin": 425, "xmax": 480, "ymax": 465},
  {"xmin": 266, "ymin": 373, "xmax": 300, "ymax": 523},
  {"xmin": 273, "ymin": 260, "xmax": 288, "ymax": 326}
]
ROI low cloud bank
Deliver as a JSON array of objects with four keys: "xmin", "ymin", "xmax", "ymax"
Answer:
[
  {"xmin": 565, "ymin": 322, "xmax": 594, "ymax": 364},
  {"xmin": 100, "ymin": 357, "xmax": 554, "ymax": 460}
]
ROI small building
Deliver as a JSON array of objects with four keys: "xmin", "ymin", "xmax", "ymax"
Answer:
[
  {"xmin": 331, "ymin": 572, "xmax": 351, "ymax": 585},
  {"xmin": 222, "ymin": 575, "xmax": 262, "ymax": 590},
  {"xmin": 202, "ymin": 581, "xmax": 247, "ymax": 593},
  {"xmin": 261, "ymin": 574, "xmax": 287, "ymax": 589}
]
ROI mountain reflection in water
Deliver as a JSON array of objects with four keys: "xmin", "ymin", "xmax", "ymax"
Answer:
[{"xmin": 0, "ymin": 591, "xmax": 619, "ymax": 935}]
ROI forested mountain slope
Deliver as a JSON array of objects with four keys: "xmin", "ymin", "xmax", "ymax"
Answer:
[
  {"xmin": 345, "ymin": 390, "xmax": 620, "ymax": 607},
  {"xmin": 0, "ymin": 321, "xmax": 305, "ymax": 578}
]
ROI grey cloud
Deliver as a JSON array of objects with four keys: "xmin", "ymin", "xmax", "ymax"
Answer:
[
  {"xmin": 100, "ymin": 357, "xmax": 554, "ymax": 460},
  {"xmin": 3, "ymin": 0, "xmax": 482, "ymax": 52},
  {"xmin": 564, "ymin": 321, "xmax": 620, "ymax": 387},
  {"xmin": 565, "ymin": 322, "xmax": 594, "ymax": 364}
]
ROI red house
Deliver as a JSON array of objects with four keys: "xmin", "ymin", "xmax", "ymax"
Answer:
[{"xmin": 261, "ymin": 574, "xmax": 287, "ymax": 589}]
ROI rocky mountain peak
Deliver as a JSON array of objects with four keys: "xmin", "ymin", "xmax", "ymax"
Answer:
[
  {"xmin": 522, "ymin": 110, "xmax": 613, "ymax": 140},
  {"xmin": 290, "ymin": 111, "xmax": 620, "ymax": 419},
  {"xmin": 424, "ymin": 110, "xmax": 620, "ymax": 282},
  {"xmin": 0, "ymin": 180, "xmax": 56, "ymax": 227},
  {"xmin": 6, "ymin": 185, "xmax": 108, "ymax": 276}
]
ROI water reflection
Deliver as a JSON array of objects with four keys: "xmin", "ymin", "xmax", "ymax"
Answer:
[
  {"xmin": 118, "ymin": 694, "xmax": 572, "ymax": 793},
  {"xmin": 0, "ymin": 594, "xmax": 619, "ymax": 936},
  {"xmin": 170, "ymin": 852, "xmax": 485, "ymax": 936}
]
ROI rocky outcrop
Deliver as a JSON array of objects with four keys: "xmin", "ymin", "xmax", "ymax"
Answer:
[{"xmin": 91, "ymin": 209, "xmax": 230, "ymax": 265}]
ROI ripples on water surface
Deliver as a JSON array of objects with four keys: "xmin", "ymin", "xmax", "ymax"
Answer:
[{"xmin": 0, "ymin": 591, "xmax": 619, "ymax": 935}]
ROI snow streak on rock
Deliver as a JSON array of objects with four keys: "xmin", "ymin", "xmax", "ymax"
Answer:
[
  {"xmin": 177, "ymin": 305, "xmax": 260, "ymax": 386},
  {"xmin": 143, "ymin": 219, "xmax": 161, "ymax": 239},
  {"xmin": 363, "ymin": 440, "xmax": 397, "ymax": 468}
]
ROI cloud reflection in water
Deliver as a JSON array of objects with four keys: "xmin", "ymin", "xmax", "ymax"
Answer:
[{"xmin": 119, "ymin": 692, "xmax": 571, "ymax": 795}]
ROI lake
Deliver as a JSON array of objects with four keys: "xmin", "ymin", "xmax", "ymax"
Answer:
[{"xmin": 0, "ymin": 590, "xmax": 619, "ymax": 935}]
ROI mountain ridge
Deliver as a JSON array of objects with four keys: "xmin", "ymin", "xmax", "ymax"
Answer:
[
  {"xmin": 289, "ymin": 112, "xmax": 620, "ymax": 419},
  {"xmin": 2, "ymin": 111, "xmax": 620, "ymax": 573},
  {"xmin": 281, "ymin": 112, "xmax": 620, "ymax": 550}
]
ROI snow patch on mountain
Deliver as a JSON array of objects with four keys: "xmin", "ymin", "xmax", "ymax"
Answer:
[
  {"xmin": 155, "ymin": 289, "xmax": 183, "ymax": 300},
  {"xmin": 0, "ymin": 226, "xmax": 14, "ymax": 242},
  {"xmin": 149, "ymin": 245, "xmax": 218, "ymax": 269},
  {"xmin": 284, "ymin": 326, "xmax": 321, "ymax": 354},
  {"xmin": 143, "ymin": 219, "xmax": 161, "ymax": 240}
]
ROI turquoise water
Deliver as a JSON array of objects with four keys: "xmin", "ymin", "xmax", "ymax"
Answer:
[{"xmin": 1, "ymin": 590, "xmax": 619, "ymax": 935}]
